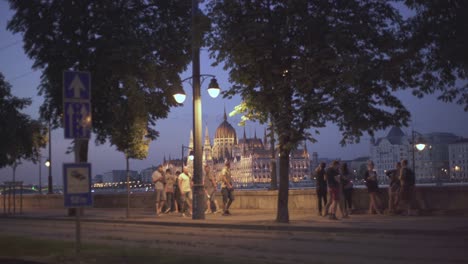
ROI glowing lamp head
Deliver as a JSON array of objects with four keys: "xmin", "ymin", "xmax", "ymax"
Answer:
[
  {"xmin": 173, "ymin": 91, "xmax": 186, "ymax": 104},
  {"xmin": 207, "ymin": 78, "xmax": 220, "ymax": 98}
]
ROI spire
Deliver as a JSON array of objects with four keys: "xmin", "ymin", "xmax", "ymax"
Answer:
[
  {"xmin": 254, "ymin": 129, "xmax": 257, "ymax": 139},
  {"xmin": 263, "ymin": 128, "xmax": 267, "ymax": 146},
  {"xmin": 243, "ymin": 127, "xmax": 247, "ymax": 140},
  {"xmin": 163, "ymin": 154, "xmax": 167, "ymax": 164},
  {"xmin": 204, "ymin": 124, "xmax": 211, "ymax": 147},
  {"xmin": 223, "ymin": 106, "xmax": 227, "ymax": 121},
  {"xmin": 303, "ymin": 141, "xmax": 308, "ymax": 158}
]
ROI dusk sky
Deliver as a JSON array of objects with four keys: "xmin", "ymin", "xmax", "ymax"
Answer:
[{"xmin": 1, "ymin": 2, "xmax": 467, "ymax": 186}]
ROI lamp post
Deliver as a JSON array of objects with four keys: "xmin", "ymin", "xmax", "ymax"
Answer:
[
  {"xmin": 38, "ymin": 156, "xmax": 42, "ymax": 194},
  {"xmin": 47, "ymin": 120, "xmax": 53, "ymax": 194},
  {"xmin": 171, "ymin": 0, "xmax": 221, "ymax": 220},
  {"xmin": 411, "ymin": 129, "xmax": 426, "ymax": 181}
]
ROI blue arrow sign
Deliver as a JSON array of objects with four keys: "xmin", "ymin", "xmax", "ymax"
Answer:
[
  {"xmin": 64, "ymin": 102, "xmax": 91, "ymax": 139},
  {"xmin": 63, "ymin": 163, "xmax": 92, "ymax": 208},
  {"xmin": 63, "ymin": 71, "xmax": 91, "ymax": 100}
]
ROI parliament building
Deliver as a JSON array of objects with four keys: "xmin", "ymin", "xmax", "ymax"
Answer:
[{"xmin": 183, "ymin": 110, "xmax": 311, "ymax": 188}]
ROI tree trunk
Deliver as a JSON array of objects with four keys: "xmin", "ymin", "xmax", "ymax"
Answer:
[
  {"xmin": 276, "ymin": 148, "xmax": 290, "ymax": 223},
  {"xmin": 76, "ymin": 139, "xmax": 89, "ymax": 163}
]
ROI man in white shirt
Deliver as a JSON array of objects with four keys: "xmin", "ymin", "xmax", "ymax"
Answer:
[
  {"xmin": 178, "ymin": 166, "xmax": 192, "ymax": 217},
  {"xmin": 221, "ymin": 160, "xmax": 234, "ymax": 216},
  {"xmin": 152, "ymin": 165, "xmax": 166, "ymax": 216}
]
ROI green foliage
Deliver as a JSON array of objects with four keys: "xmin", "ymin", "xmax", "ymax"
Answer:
[
  {"xmin": 403, "ymin": 0, "xmax": 468, "ymax": 110},
  {"xmin": 110, "ymin": 79, "xmax": 150, "ymax": 160},
  {"xmin": 0, "ymin": 72, "xmax": 47, "ymax": 168},
  {"xmin": 7, "ymin": 0, "xmax": 193, "ymax": 146},
  {"xmin": 207, "ymin": 0, "xmax": 410, "ymax": 150}
]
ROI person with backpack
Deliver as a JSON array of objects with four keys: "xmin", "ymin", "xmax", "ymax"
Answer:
[
  {"xmin": 385, "ymin": 162, "xmax": 401, "ymax": 215},
  {"xmin": 325, "ymin": 160, "xmax": 341, "ymax": 220},
  {"xmin": 399, "ymin": 159, "xmax": 415, "ymax": 216},
  {"xmin": 314, "ymin": 162, "xmax": 328, "ymax": 216}
]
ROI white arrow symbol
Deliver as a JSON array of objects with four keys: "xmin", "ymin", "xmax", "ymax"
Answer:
[{"xmin": 68, "ymin": 74, "xmax": 86, "ymax": 98}]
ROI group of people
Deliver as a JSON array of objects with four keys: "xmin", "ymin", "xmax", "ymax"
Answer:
[
  {"xmin": 315, "ymin": 159, "xmax": 416, "ymax": 220},
  {"xmin": 315, "ymin": 160, "xmax": 354, "ymax": 220},
  {"xmin": 151, "ymin": 160, "xmax": 235, "ymax": 217},
  {"xmin": 370, "ymin": 159, "xmax": 415, "ymax": 216}
]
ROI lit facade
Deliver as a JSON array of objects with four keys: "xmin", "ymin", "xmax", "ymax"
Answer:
[
  {"xmin": 185, "ymin": 110, "xmax": 311, "ymax": 187},
  {"xmin": 370, "ymin": 127, "xmax": 460, "ymax": 183},
  {"xmin": 449, "ymin": 139, "xmax": 468, "ymax": 182}
]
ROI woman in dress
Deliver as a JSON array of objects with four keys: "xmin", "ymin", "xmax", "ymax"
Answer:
[{"xmin": 364, "ymin": 160, "xmax": 383, "ymax": 214}]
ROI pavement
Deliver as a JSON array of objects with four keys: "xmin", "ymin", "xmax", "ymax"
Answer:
[{"xmin": 2, "ymin": 207, "xmax": 468, "ymax": 237}]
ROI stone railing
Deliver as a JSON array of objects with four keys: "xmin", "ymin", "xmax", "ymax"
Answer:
[{"xmin": 4, "ymin": 185, "xmax": 468, "ymax": 215}]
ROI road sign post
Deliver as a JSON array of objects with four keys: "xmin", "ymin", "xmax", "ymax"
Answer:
[{"xmin": 63, "ymin": 71, "xmax": 92, "ymax": 256}]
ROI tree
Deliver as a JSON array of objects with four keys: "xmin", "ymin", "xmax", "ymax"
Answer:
[
  {"xmin": 402, "ymin": 0, "xmax": 468, "ymax": 110},
  {"xmin": 0, "ymin": 72, "xmax": 48, "ymax": 181},
  {"xmin": 207, "ymin": 0, "xmax": 411, "ymax": 223},
  {"xmin": 7, "ymin": 0, "xmax": 193, "ymax": 162},
  {"xmin": 109, "ymin": 80, "xmax": 151, "ymax": 217}
]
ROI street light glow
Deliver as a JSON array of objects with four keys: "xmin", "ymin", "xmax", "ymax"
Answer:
[
  {"xmin": 207, "ymin": 78, "xmax": 220, "ymax": 98},
  {"xmin": 44, "ymin": 159, "xmax": 50, "ymax": 167},
  {"xmin": 416, "ymin": 143, "xmax": 426, "ymax": 151}
]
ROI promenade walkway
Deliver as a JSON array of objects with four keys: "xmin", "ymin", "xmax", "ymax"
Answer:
[{"xmin": 3, "ymin": 208, "xmax": 468, "ymax": 236}]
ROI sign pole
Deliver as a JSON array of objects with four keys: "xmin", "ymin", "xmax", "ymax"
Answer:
[
  {"xmin": 76, "ymin": 206, "xmax": 81, "ymax": 256},
  {"xmin": 63, "ymin": 70, "xmax": 92, "ymax": 259}
]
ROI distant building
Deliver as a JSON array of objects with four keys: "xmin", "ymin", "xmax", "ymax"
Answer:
[
  {"xmin": 184, "ymin": 110, "xmax": 311, "ymax": 187},
  {"xmin": 140, "ymin": 166, "xmax": 156, "ymax": 183},
  {"xmin": 416, "ymin": 132, "xmax": 459, "ymax": 182},
  {"xmin": 449, "ymin": 138, "xmax": 468, "ymax": 182},
  {"xmin": 102, "ymin": 170, "xmax": 139, "ymax": 183},
  {"xmin": 370, "ymin": 127, "xmax": 459, "ymax": 183},
  {"xmin": 370, "ymin": 127, "xmax": 410, "ymax": 183},
  {"xmin": 93, "ymin": 174, "xmax": 103, "ymax": 184}
]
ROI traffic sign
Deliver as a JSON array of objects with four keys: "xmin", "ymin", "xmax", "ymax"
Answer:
[
  {"xmin": 63, "ymin": 163, "xmax": 92, "ymax": 208},
  {"xmin": 64, "ymin": 102, "xmax": 91, "ymax": 139},
  {"xmin": 63, "ymin": 71, "xmax": 91, "ymax": 101},
  {"xmin": 63, "ymin": 71, "xmax": 92, "ymax": 139}
]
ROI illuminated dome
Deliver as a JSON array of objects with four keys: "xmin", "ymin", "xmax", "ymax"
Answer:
[{"xmin": 215, "ymin": 111, "xmax": 237, "ymax": 141}]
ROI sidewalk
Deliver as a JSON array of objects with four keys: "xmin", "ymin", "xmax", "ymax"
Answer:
[{"xmin": 2, "ymin": 207, "xmax": 468, "ymax": 236}]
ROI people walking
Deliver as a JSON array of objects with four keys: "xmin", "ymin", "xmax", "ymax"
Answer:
[
  {"xmin": 325, "ymin": 160, "xmax": 341, "ymax": 220},
  {"xmin": 164, "ymin": 168, "xmax": 175, "ymax": 214},
  {"xmin": 204, "ymin": 164, "xmax": 221, "ymax": 214},
  {"xmin": 221, "ymin": 160, "xmax": 235, "ymax": 216},
  {"xmin": 178, "ymin": 166, "xmax": 192, "ymax": 217},
  {"xmin": 340, "ymin": 162, "xmax": 353, "ymax": 216},
  {"xmin": 151, "ymin": 165, "xmax": 166, "ymax": 216},
  {"xmin": 314, "ymin": 162, "xmax": 328, "ymax": 216},
  {"xmin": 399, "ymin": 159, "xmax": 415, "ymax": 216},
  {"xmin": 364, "ymin": 160, "xmax": 383, "ymax": 215},
  {"xmin": 385, "ymin": 162, "xmax": 401, "ymax": 215}
]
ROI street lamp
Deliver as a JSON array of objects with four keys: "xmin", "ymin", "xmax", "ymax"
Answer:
[
  {"xmin": 46, "ymin": 120, "xmax": 53, "ymax": 194},
  {"xmin": 411, "ymin": 130, "xmax": 426, "ymax": 181},
  {"xmin": 38, "ymin": 156, "xmax": 42, "ymax": 194},
  {"xmin": 171, "ymin": 0, "xmax": 221, "ymax": 220}
]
